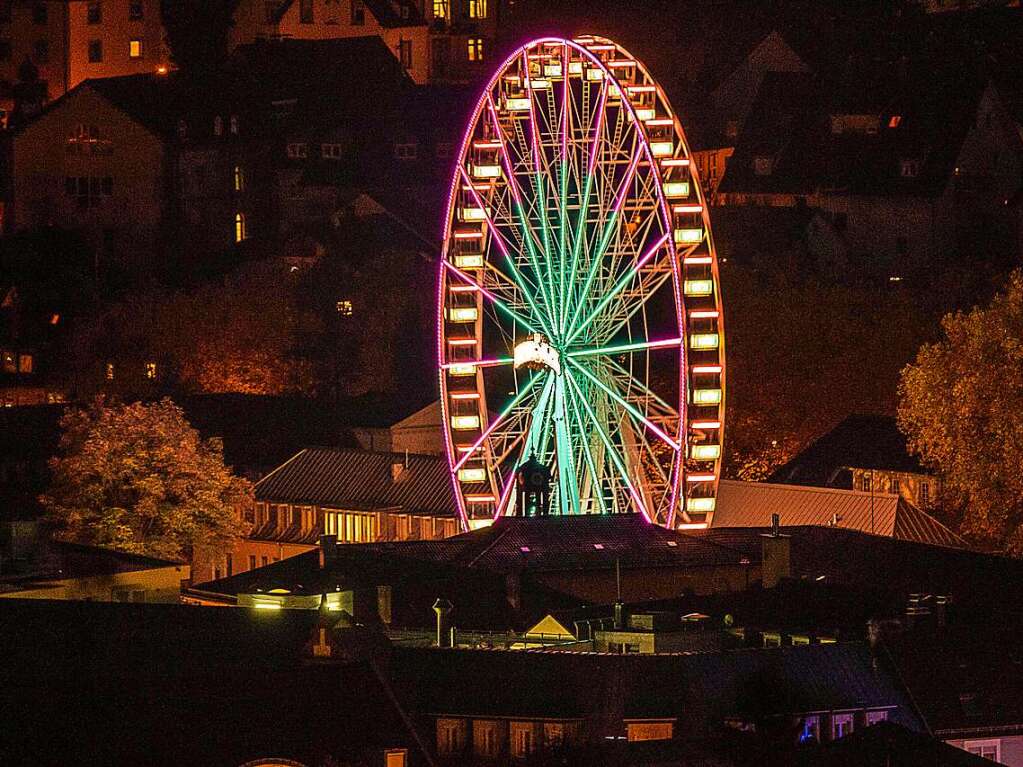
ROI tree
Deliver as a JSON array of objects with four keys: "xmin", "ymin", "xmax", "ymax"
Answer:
[
  {"xmin": 41, "ymin": 398, "xmax": 251, "ymax": 561},
  {"xmin": 898, "ymin": 271, "xmax": 1023, "ymax": 555}
]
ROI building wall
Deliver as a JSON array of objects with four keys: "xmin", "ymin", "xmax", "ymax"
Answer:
[
  {"xmin": 10, "ymin": 84, "xmax": 165, "ymax": 265},
  {"xmin": 691, "ymin": 147, "xmax": 734, "ymax": 201},
  {"xmin": 0, "ymin": 562, "xmax": 189, "ymax": 602},
  {"xmin": 192, "ymin": 538, "xmax": 315, "ymax": 584},
  {"xmin": 0, "ymin": 0, "xmax": 169, "ymax": 102},
  {"xmin": 946, "ymin": 734, "xmax": 1023, "ymax": 766},
  {"xmin": 849, "ymin": 468, "xmax": 942, "ymax": 511}
]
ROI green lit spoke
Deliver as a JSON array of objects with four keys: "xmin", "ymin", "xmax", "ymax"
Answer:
[
  {"xmin": 564, "ymin": 375, "xmax": 608, "ymax": 514},
  {"xmin": 553, "ymin": 376, "xmax": 581, "ymax": 515},
  {"xmin": 522, "ymin": 373, "xmax": 555, "ymax": 464}
]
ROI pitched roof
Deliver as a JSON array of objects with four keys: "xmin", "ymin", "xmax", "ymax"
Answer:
[
  {"xmin": 255, "ymin": 446, "xmax": 455, "ymax": 515},
  {"xmin": 713, "ymin": 479, "xmax": 966, "ymax": 549},
  {"xmin": 770, "ymin": 414, "xmax": 927, "ymax": 484},
  {"xmin": 0, "ymin": 541, "xmax": 185, "ymax": 591},
  {"xmin": 273, "ymin": 0, "xmax": 425, "ymax": 26}
]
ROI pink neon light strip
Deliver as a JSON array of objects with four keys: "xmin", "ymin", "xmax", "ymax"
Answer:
[{"xmin": 494, "ymin": 472, "xmax": 516, "ymax": 519}]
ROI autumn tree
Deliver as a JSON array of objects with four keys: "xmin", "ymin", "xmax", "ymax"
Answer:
[
  {"xmin": 898, "ymin": 271, "xmax": 1023, "ymax": 555},
  {"xmin": 41, "ymin": 398, "xmax": 251, "ymax": 561}
]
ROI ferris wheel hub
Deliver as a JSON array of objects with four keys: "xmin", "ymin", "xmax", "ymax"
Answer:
[{"xmin": 513, "ymin": 333, "xmax": 562, "ymax": 375}]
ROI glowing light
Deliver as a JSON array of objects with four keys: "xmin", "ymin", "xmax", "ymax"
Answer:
[
  {"xmin": 458, "ymin": 467, "xmax": 487, "ymax": 482},
  {"xmin": 677, "ymin": 522, "xmax": 708, "ymax": 530},
  {"xmin": 664, "ymin": 181, "xmax": 690, "ymax": 197},
  {"xmin": 684, "ymin": 279, "xmax": 714, "ymax": 296},
  {"xmin": 466, "ymin": 493, "xmax": 496, "ymax": 503},
  {"xmin": 607, "ymin": 60, "xmax": 636, "ymax": 68},
  {"xmin": 691, "ymin": 420, "xmax": 721, "ymax": 430},
  {"xmin": 451, "ymin": 415, "xmax": 481, "ymax": 430},
  {"xmin": 585, "ymin": 68, "xmax": 604, "ymax": 80},
  {"xmin": 528, "ymin": 78, "xmax": 551, "ymax": 89},
  {"xmin": 253, "ymin": 602, "xmax": 282, "ymax": 610},
  {"xmin": 650, "ymin": 141, "xmax": 674, "ymax": 157},
  {"xmin": 448, "ymin": 307, "xmax": 479, "ymax": 322},
  {"xmin": 447, "ymin": 364, "xmax": 476, "ymax": 377},
  {"xmin": 690, "ymin": 444, "xmax": 722, "ymax": 460},
  {"xmin": 450, "ymin": 391, "xmax": 481, "ymax": 400},
  {"xmin": 692, "ymin": 365, "xmax": 723, "ymax": 374},
  {"xmin": 567, "ymin": 337, "xmax": 681, "ymax": 358},
  {"xmin": 448, "ymin": 338, "xmax": 477, "ymax": 347},
  {"xmin": 453, "ymin": 254, "xmax": 484, "ymax": 269},
  {"xmin": 675, "ymin": 228, "xmax": 703, "ymax": 243},
  {"xmin": 692, "ymin": 388, "xmax": 723, "ymax": 405},
  {"xmin": 450, "ymin": 284, "xmax": 479, "ymax": 293},
  {"xmin": 689, "ymin": 310, "xmax": 719, "ymax": 319},
  {"xmin": 661, "ymin": 158, "xmax": 690, "ymax": 167},
  {"xmin": 673, "ymin": 204, "xmax": 703, "ymax": 214},
  {"xmin": 460, "ymin": 207, "xmax": 487, "ymax": 221},
  {"xmin": 689, "ymin": 333, "xmax": 720, "ymax": 350},
  {"xmin": 686, "ymin": 497, "xmax": 716, "ymax": 512},
  {"xmin": 645, "ymin": 118, "xmax": 675, "ymax": 126},
  {"xmin": 687, "ymin": 474, "xmax": 716, "ymax": 482},
  {"xmin": 505, "ymin": 97, "xmax": 531, "ymax": 111},
  {"xmin": 634, "ymin": 108, "xmax": 656, "ymax": 121},
  {"xmin": 471, "ymin": 163, "xmax": 501, "ymax": 178},
  {"xmin": 453, "ymin": 230, "xmax": 484, "ymax": 239},
  {"xmin": 684, "ymin": 256, "xmax": 713, "ymax": 265}
]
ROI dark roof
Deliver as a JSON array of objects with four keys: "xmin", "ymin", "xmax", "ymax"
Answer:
[
  {"xmin": 0, "ymin": 541, "xmax": 185, "ymax": 591},
  {"xmin": 274, "ymin": 0, "xmax": 424, "ymax": 26},
  {"xmin": 255, "ymin": 446, "xmax": 455, "ymax": 514},
  {"xmin": 770, "ymin": 414, "xmax": 927, "ymax": 486},
  {"xmin": 392, "ymin": 642, "xmax": 922, "ymax": 730},
  {"xmin": 804, "ymin": 721, "xmax": 995, "ymax": 767}
]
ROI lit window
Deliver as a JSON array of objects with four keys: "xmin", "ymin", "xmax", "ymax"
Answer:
[
  {"xmin": 861, "ymin": 474, "xmax": 871, "ymax": 492},
  {"xmin": 286, "ymin": 142, "xmax": 308, "ymax": 158},
  {"xmin": 1, "ymin": 351, "xmax": 14, "ymax": 373},
  {"xmin": 18, "ymin": 354, "xmax": 32, "ymax": 374},
  {"xmin": 351, "ymin": 0, "xmax": 365, "ymax": 24},
  {"xmin": 888, "ymin": 115, "xmax": 902, "ymax": 128},
  {"xmin": 398, "ymin": 38, "xmax": 412, "ymax": 70},
  {"xmin": 920, "ymin": 482, "xmax": 930, "ymax": 505},
  {"xmin": 432, "ymin": 0, "xmax": 448, "ymax": 20},
  {"xmin": 321, "ymin": 143, "xmax": 343, "ymax": 159},
  {"xmin": 832, "ymin": 713, "xmax": 854, "ymax": 740},
  {"xmin": 468, "ymin": 0, "xmax": 486, "ymax": 17},
  {"xmin": 467, "ymin": 37, "xmax": 483, "ymax": 62},
  {"xmin": 235, "ymin": 212, "xmax": 246, "ymax": 242},
  {"xmin": 129, "ymin": 39, "xmax": 142, "ymax": 58},
  {"xmin": 88, "ymin": 39, "xmax": 103, "ymax": 63},
  {"xmin": 105, "ymin": 362, "xmax": 114, "ymax": 380},
  {"xmin": 384, "ymin": 749, "xmax": 407, "ymax": 767},
  {"xmin": 145, "ymin": 362, "xmax": 156, "ymax": 379},
  {"xmin": 891, "ymin": 476, "xmax": 900, "ymax": 493},
  {"xmin": 799, "ymin": 715, "xmax": 820, "ymax": 743},
  {"xmin": 233, "ymin": 165, "xmax": 244, "ymax": 191},
  {"xmin": 336, "ymin": 299, "xmax": 353, "ymax": 316},
  {"xmin": 866, "ymin": 710, "xmax": 888, "ymax": 727},
  {"xmin": 87, "ymin": 2, "xmax": 102, "ymax": 24},
  {"xmin": 964, "ymin": 740, "xmax": 1001, "ymax": 760},
  {"xmin": 394, "ymin": 142, "xmax": 418, "ymax": 160},
  {"xmin": 49, "ymin": 314, "xmax": 60, "ymax": 325}
]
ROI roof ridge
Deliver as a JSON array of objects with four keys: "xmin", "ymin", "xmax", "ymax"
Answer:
[{"xmin": 720, "ymin": 478, "xmax": 900, "ymax": 502}]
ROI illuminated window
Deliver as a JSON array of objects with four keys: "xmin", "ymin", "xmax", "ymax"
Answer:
[
  {"xmin": 145, "ymin": 362, "xmax": 156, "ymax": 379},
  {"xmin": 398, "ymin": 38, "xmax": 412, "ymax": 70},
  {"xmin": 866, "ymin": 710, "xmax": 888, "ymax": 726},
  {"xmin": 384, "ymin": 749, "xmax": 407, "ymax": 767},
  {"xmin": 286, "ymin": 142, "xmax": 308, "ymax": 158},
  {"xmin": 129, "ymin": 1, "xmax": 143, "ymax": 20},
  {"xmin": 511, "ymin": 725, "xmax": 536, "ymax": 757},
  {"xmin": 49, "ymin": 314, "xmax": 60, "ymax": 325},
  {"xmin": 861, "ymin": 474, "xmax": 871, "ymax": 492},
  {"xmin": 299, "ymin": 0, "xmax": 313, "ymax": 23},
  {"xmin": 832, "ymin": 713, "xmax": 854, "ymax": 740},
  {"xmin": 891, "ymin": 476, "xmax": 900, "ymax": 493},
  {"xmin": 235, "ymin": 212, "xmax": 246, "ymax": 242},
  {"xmin": 18, "ymin": 354, "xmax": 33, "ymax": 374},
  {"xmin": 394, "ymin": 141, "xmax": 418, "ymax": 160},
  {"xmin": 468, "ymin": 0, "xmax": 486, "ymax": 17},
  {"xmin": 214, "ymin": 116, "xmax": 223, "ymax": 136},
  {"xmin": 233, "ymin": 165, "xmax": 244, "ymax": 191},
  {"xmin": 920, "ymin": 481, "xmax": 930, "ymax": 505},
  {"xmin": 87, "ymin": 2, "xmax": 101, "ymax": 24},
  {"xmin": 351, "ymin": 0, "xmax": 365, "ymax": 24},
  {"xmin": 1, "ymin": 351, "xmax": 13, "ymax": 373},
  {"xmin": 129, "ymin": 39, "xmax": 142, "ymax": 58},
  {"xmin": 626, "ymin": 721, "xmax": 674, "ymax": 741},
  {"xmin": 88, "ymin": 39, "xmax": 103, "ymax": 63},
  {"xmin": 888, "ymin": 115, "xmax": 902, "ymax": 128},
  {"xmin": 467, "ymin": 37, "xmax": 483, "ymax": 62},
  {"xmin": 105, "ymin": 362, "xmax": 114, "ymax": 380},
  {"xmin": 964, "ymin": 740, "xmax": 1001, "ymax": 760},
  {"xmin": 432, "ymin": 0, "xmax": 448, "ymax": 20},
  {"xmin": 336, "ymin": 299, "xmax": 353, "ymax": 316},
  {"xmin": 799, "ymin": 715, "xmax": 820, "ymax": 743}
]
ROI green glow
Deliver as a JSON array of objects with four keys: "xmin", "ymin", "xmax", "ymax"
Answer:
[
  {"xmin": 567, "ymin": 338, "xmax": 680, "ymax": 359},
  {"xmin": 565, "ymin": 378, "xmax": 608, "ymax": 514},
  {"xmin": 563, "ymin": 210, "xmax": 619, "ymax": 341},
  {"xmin": 512, "ymin": 199, "xmax": 558, "ymax": 337},
  {"xmin": 552, "ymin": 377, "xmax": 581, "ymax": 515}
]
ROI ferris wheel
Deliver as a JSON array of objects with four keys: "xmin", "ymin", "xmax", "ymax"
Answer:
[{"xmin": 437, "ymin": 36, "xmax": 725, "ymax": 531}]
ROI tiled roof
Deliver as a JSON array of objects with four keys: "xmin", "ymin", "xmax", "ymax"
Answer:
[
  {"xmin": 255, "ymin": 446, "xmax": 455, "ymax": 515},
  {"xmin": 273, "ymin": 0, "xmax": 425, "ymax": 27},
  {"xmin": 714, "ymin": 479, "xmax": 966, "ymax": 548}
]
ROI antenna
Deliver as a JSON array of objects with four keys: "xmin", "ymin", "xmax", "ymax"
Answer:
[{"xmin": 616, "ymin": 557, "xmax": 622, "ymax": 602}]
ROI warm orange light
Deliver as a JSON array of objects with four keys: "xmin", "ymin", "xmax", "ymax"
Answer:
[{"xmin": 156, "ymin": 65, "xmax": 168, "ymax": 75}]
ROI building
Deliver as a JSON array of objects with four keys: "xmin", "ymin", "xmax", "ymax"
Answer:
[
  {"xmin": 230, "ymin": 0, "xmax": 500, "ymax": 84},
  {"xmin": 712, "ymin": 479, "xmax": 964, "ymax": 548},
  {"xmin": 0, "ymin": 540, "xmax": 188, "ymax": 601},
  {"xmin": 0, "ymin": 0, "xmax": 171, "ymax": 106},
  {"xmin": 769, "ymin": 414, "xmax": 943, "ymax": 511}
]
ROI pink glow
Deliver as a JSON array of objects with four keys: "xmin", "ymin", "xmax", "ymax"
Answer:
[{"xmin": 494, "ymin": 472, "xmax": 516, "ymax": 519}]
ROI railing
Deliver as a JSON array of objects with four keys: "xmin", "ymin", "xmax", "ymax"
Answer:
[{"xmin": 385, "ymin": 627, "xmax": 581, "ymax": 649}]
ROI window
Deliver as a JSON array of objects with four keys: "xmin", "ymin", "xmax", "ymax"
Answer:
[
  {"xmin": 129, "ymin": 39, "xmax": 142, "ymax": 58},
  {"xmin": 964, "ymin": 739, "xmax": 1001, "ymax": 760},
  {"xmin": 0, "ymin": 40, "xmax": 10, "ymax": 62},
  {"xmin": 214, "ymin": 116, "xmax": 223, "ymax": 136},
  {"xmin": 900, "ymin": 159, "xmax": 920, "ymax": 178},
  {"xmin": 432, "ymin": 0, "xmax": 447, "ymax": 20},
  {"xmin": 467, "ymin": 37, "xmax": 483, "ymax": 62},
  {"xmin": 832, "ymin": 713, "xmax": 854, "ymax": 740},
  {"xmin": 437, "ymin": 719, "xmax": 466, "ymax": 756},
  {"xmin": 33, "ymin": 3, "xmax": 47, "ymax": 24},
  {"xmin": 129, "ymin": 1, "xmax": 144, "ymax": 20},
  {"xmin": 321, "ymin": 143, "xmax": 343, "ymax": 159},
  {"xmin": 336, "ymin": 299, "xmax": 353, "ymax": 316},
  {"xmin": 1, "ymin": 351, "xmax": 14, "ymax": 373},
  {"xmin": 398, "ymin": 38, "xmax": 412, "ymax": 70},
  {"xmin": 65, "ymin": 176, "xmax": 113, "ymax": 206},
  {"xmin": 33, "ymin": 39, "xmax": 48, "ymax": 63},
  {"xmin": 891, "ymin": 476, "xmax": 900, "ymax": 493},
  {"xmin": 753, "ymin": 156, "xmax": 774, "ymax": 176},
  {"xmin": 229, "ymin": 115, "xmax": 238, "ymax": 134},
  {"xmin": 286, "ymin": 142, "xmax": 308, "ymax": 158},
  {"xmin": 300, "ymin": 0, "xmax": 313, "ymax": 22},
  {"xmin": 473, "ymin": 721, "xmax": 501, "ymax": 758},
  {"xmin": 468, "ymin": 0, "xmax": 486, "ymax": 17},
  {"xmin": 233, "ymin": 165, "xmax": 244, "ymax": 191},
  {"xmin": 865, "ymin": 710, "xmax": 888, "ymax": 726},
  {"xmin": 351, "ymin": 0, "xmax": 365, "ymax": 24},
  {"xmin": 394, "ymin": 141, "xmax": 417, "ymax": 160},
  {"xmin": 248, "ymin": 555, "xmax": 257, "ymax": 570},
  {"xmin": 888, "ymin": 114, "xmax": 902, "ymax": 128},
  {"xmin": 861, "ymin": 474, "xmax": 871, "ymax": 492},
  {"xmin": 105, "ymin": 362, "xmax": 114, "ymax": 380},
  {"xmin": 87, "ymin": 2, "xmax": 102, "ymax": 23},
  {"xmin": 145, "ymin": 361, "xmax": 156, "ymax": 379},
  {"xmin": 384, "ymin": 749, "xmax": 407, "ymax": 767},
  {"xmin": 799, "ymin": 715, "xmax": 820, "ymax": 743},
  {"xmin": 226, "ymin": 553, "xmax": 233, "ymax": 577},
  {"xmin": 512, "ymin": 726, "xmax": 535, "ymax": 757},
  {"xmin": 626, "ymin": 722, "xmax": 674, "ymax": 741},
  {"xmin": 88, "ymin": 40, "xmax": 103, "ymax": 63},
  {"xmin": 920, "ymin": 482, "xmax": 930, "ymax": 505},
  {"xmin": 234, "ymin": 213, "xmax": 246, "ymax": 242},
  {"xmin": 261, "ymin": 555, "xmax": 269, "ymax": 567}
]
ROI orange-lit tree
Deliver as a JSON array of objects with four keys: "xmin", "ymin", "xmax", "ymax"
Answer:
[
  {"xmin": 899, "ymin": 271, "xmax": 1023, "ymax": 555},
  {"xmin": 41, "ymin": 398, "xmax": 250, "ymax": 561}
]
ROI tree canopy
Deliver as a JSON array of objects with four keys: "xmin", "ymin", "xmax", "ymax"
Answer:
[
  {"xmin": 898, "ymin": 271, "xmax": 1023, "ymax": 555},
  {"xmin": 41, "ymin": 398, "xmax": 250, "ymax": 561}
]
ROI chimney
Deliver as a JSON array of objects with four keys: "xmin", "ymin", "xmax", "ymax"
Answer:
[
  {"xmin": 433, "ymin": 598, "xmax": 454, "ymax": 648},
  {"xmin": 319, "ymin": 534, "xmax": 338, "ymax": 569},
  {"xmin": 613, "ymin": 600, "xmax": 625, "ymax": 630},
  {"xmin": 760, "ymin": 517, "xmax": 791, "ymax": 589}
]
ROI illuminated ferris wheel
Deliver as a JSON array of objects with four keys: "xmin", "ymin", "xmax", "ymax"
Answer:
[{"xmin": 437, "ymin": 36, "xmax": 725, "ymax": 531}]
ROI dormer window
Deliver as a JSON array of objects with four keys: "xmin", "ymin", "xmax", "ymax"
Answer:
[
  {"xmin": 286, "ymin": 142, "xmax": 308, "ymax": 159},
  {"xmin": 888, "ymin": 115, "xmax": 902, "ymax": 128},
  {"xmin": 753, "ymin": 156, "xmax": 774, "ymax": 176},
  {"xmin": 900, "ymin": 159, "xmax": 920, "ymax": 178},
  {"xmin": 394, "ymin": 141, "xmax": 418, "ymax": 161}
]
